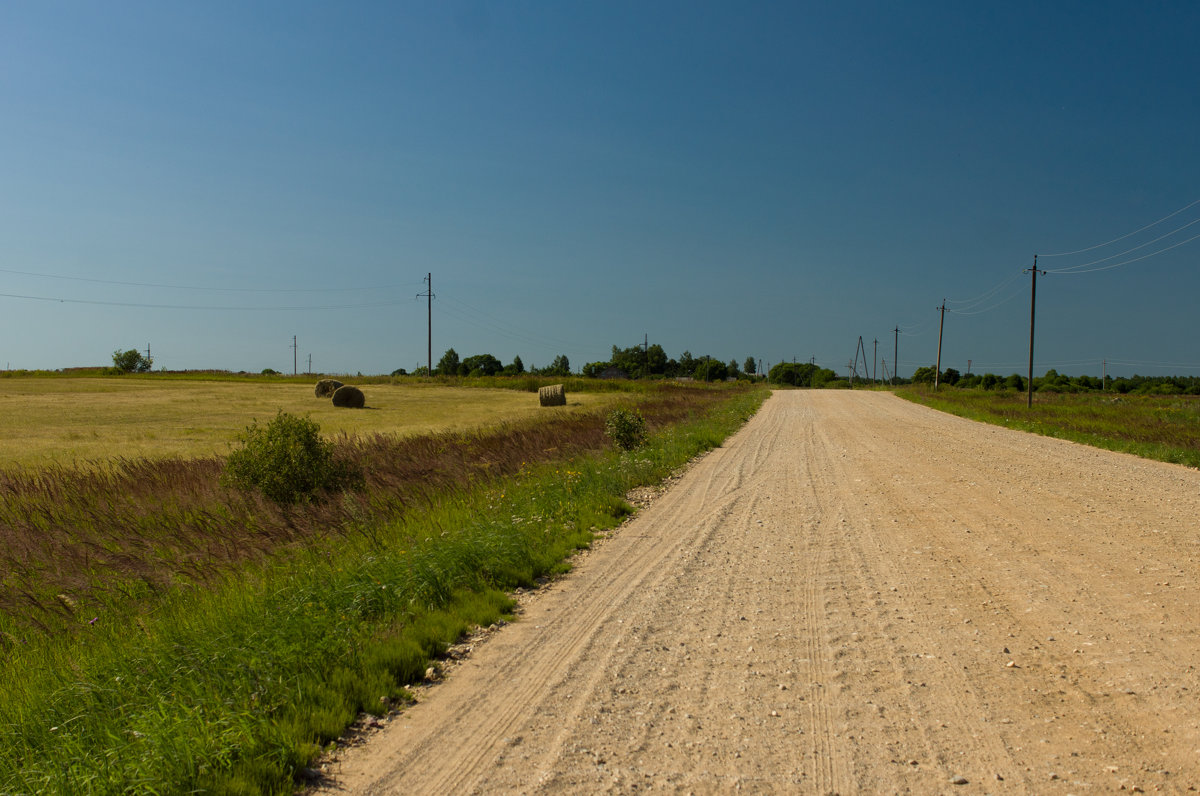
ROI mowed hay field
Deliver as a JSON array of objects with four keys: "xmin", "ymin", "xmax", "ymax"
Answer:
[{"xmin": 0, "ymin": 377, "xmax": 616, "ymax": 469}]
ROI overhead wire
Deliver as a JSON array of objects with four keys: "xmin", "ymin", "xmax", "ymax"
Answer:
[
  {"xmin": 0, "ymin": 291, "xmax": 409, "ymax": 311},
  {"xmin": 1044, "ymin": 230, "xmax": 1200, "ymax": 275},
  {"xmin": 1037, "ymin": 197, "xmax": 1200, "ymax": 257},
  {"xmin": 944, "ymin": 270, "xmax": 1021, "ymax": 309},
  {"xmin": 0, "ymin": 266, "xmax": 422, "ymax": 293}
]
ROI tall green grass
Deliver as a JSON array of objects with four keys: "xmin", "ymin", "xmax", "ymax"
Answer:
[
  {"xmin": 0, "ymin": 386, "xmax": 767, "ymax": 794},
  {"xmin": 897, "ymin": 387, "xmax": 1200, "ymax": 468}
]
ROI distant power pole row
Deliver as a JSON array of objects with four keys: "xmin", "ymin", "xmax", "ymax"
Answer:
[{"xmin": 919, "ymin": 257, "xmax": 1043, "ymax": 406}]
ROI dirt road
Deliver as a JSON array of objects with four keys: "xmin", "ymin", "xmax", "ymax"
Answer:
[{"xmin": 315, "ymin": 391, "xmax": 1200, "ymax": 794}]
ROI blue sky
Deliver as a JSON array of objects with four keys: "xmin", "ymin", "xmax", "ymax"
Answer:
[{"xmin": 2, "ymin": 1, "xmax": 1197, "ymax": 377}]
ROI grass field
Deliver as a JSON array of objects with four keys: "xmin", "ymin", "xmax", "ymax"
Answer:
[
  {"xmin": 897, "ymin": 386, "xmax": 1200, "ymax": 469},
  {"xmin": 0, "ymin": 378, "xmax": 766, "ymax": 794},
  {"xmin": 0, "ymin": 377, "xmax": 617, "ymax": 468}
]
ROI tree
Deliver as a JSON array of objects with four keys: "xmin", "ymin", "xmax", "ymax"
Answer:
[
  {"xmin": 743, "ymin": 357, "xmax": 757, "ymax": 376},
  {"xmin": 504, "ymin": 355, "xmax": 525, "ymax": 375},
  {"xmin": 609, "ymin": 344, "xmax": 647, "ymax": 378},
  {"xmin": 544, "ymin": 354, "xmax": 571, "ymax": 377},
  {"xmin": 459, "ymin": 353, "xmax": 503, "ymax": 377},
  {"xmin": 112, "ymin": 348, "xmax": 152, "ymax": 373},
  {"xmin": 727, "ymin": 359, "xmax": 741, "ymax": 378},
  {"xmin": 581, "ymin": 360, "xmax": 609, "ymax": 378},
  {"xmin": 694, "ymin": 357, "xmax": 728, "ymax": 382},
  {"xmin": 436, "ymin": 348, "xmax": 460, "ymax": 376},
  {"xmin": 911, "ymin": 366, "xmax": 936, "ymax": 384},
  {"xmin": 677, "ymin": 350, "xmax": 697, "ymax": 377},
  {"xmin": 941, "ymin": 367, "xmax": 961, "ymax": 386},
  {"xmin": 646, "ymin": 344, "xmax": 668, "ymax": 375}
]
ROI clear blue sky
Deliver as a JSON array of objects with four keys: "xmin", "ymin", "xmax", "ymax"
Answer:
[{"xmin": 2, "ymin": 1, "xmax": 1197, "ymax": 377}]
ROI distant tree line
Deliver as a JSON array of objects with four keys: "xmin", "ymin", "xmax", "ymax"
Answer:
[
  {"xmin": 766, "ymin": 361, "xmax": 840, "ymax": 388},
  {"xmin": 418, "ymin": 344, "xmax": 766, "ymax": 382},
  {"xmin": 909, "ymin": 366, "xmax": 1200, "ymax": 395},
  {"xmin": 429, "ymin": 348, "xmax": 571, "ymax": 378},
  {"xmin": 580, "ymin": 344, "xmax": 763, "ymax": 382}
]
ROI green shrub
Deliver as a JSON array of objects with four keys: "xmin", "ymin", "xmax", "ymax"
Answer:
[
  {"xmin": 222, "ymin": 411, "xmax": 361, "ymax": 503},
  {"xmin": 605, "ymin": 408, "xmax": 647, "ymax": 451}
]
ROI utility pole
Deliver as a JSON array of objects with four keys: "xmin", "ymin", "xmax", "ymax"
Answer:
[
  {"xmin": 934, "ymin": 300, "xmax": 946, "ymax": 391},
  {"xmin": 417, "ymin": 273, "xmax": 434, "ymax": 375},
  {"xmin": 292, "ymin": 335, "xmax": 298, "ymax": 376},
  {"xmin": 1024, "ymin": 257, "xmax": 1045, "ymax": 408},
  {"xmin": 873, "ymin": 338, "xmax": 878, "ymax": 385},
  {"xmin": 307, "ymin": 353, "xmax": 312, "ymax": 375},
  {"xmin": 967, "ymin": 359, "xmax": 972, "ymax": 376},
  {"xmin": 893, "ymin": 326, "xmax": 899, "ymax": 386},
  {"xmin": 1102, "ymin": 358, "xmax": 1106, "ymax": 391}
]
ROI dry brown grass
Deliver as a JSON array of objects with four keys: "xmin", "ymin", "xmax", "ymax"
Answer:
[
  {"xmin": 0, "ymin": 378, "xmax": 618, "ymax": 470},
  {"xmin": 0, "ymin": 383, "xmax": 739, "ymax": 634}
]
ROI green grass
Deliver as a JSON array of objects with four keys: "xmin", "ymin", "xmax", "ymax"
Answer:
[
  {"xmin": 0, "ymin": 385, "xmax": 768, "ymax": 795},
  {"xmin": 896, "ymin": 386, "xmax": 1200, "ymax": 468}
]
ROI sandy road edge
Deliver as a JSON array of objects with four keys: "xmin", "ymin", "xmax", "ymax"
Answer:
[{"xmin": 301, "ymin": 441, "xmax": 719, "ymax": 790}]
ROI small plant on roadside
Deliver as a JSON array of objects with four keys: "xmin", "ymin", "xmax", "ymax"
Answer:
[
  {"xmin": 605, "ymin": 408, "xmax": 647, "ymax": 451},
  {"xmin": 222, "ymin": 411, "xmax": 361, "ymax": 504}
]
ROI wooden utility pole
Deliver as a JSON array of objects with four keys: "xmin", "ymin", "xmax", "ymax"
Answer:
[
  {"xmin": 417, "ymin": 273, "xmax": 434, "ymax": 375},
  {"xmin": 292, "ymin": 335, "xmax": 297, "ymax": 376},
  {"xmin": 873, "ymin": 338, "xmax": 878, "ymax": 384},
  {"xmin": 893, "ymin": 326, "xmax": 899, "ymax": 386},
  {"xmin": 934, "ymin": 301, "xmax": 946, "ymax": 391},
  {"xmin": 1024, "ymin": 257, "xmax": 1045, "ymax": 408}
]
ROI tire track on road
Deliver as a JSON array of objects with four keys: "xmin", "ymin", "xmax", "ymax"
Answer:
[{"xmin": 317, "ymin": 391, "xmax": 1200, "ymax": 795}]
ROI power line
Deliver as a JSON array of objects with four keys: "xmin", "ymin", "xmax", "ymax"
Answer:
[
  {"xmin": 1044, "ymin": 230, "xmax": 1200, "ymax": 275},
  {"xmin": 0, "ymin": 266, "xmax": 423, "ymax": 293},
  {"xmin": 0, "ymin": 291, "xmax": 409, "ymax": 311},
  {"xmin": 1038, "ymin": 197, "xmax": 1200, "ymax": 257},
  {"xmin": 945, "ymin": 271, "xmax": 1021, "ymax": 308},
  {"xmin": 947, "ymin": 286, "xmax": 1023, "ymax": 316}
]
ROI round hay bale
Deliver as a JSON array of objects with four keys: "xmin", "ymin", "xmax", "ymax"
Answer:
[
  {"xmin": 315, "ymin": 378, "xmax": 343, "ymax": 398},
  {"xmin": 538, "ymin": 383, "xmax": 566, "ymax": 407},
  {"xmin": 331, "ymin": 384, "xmax": 365, "ymax": 408}
]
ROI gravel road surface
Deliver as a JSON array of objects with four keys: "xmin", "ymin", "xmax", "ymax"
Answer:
[{"xmin": 315, "ymin": 390, "xmax": 1200, "ymax": 794}]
